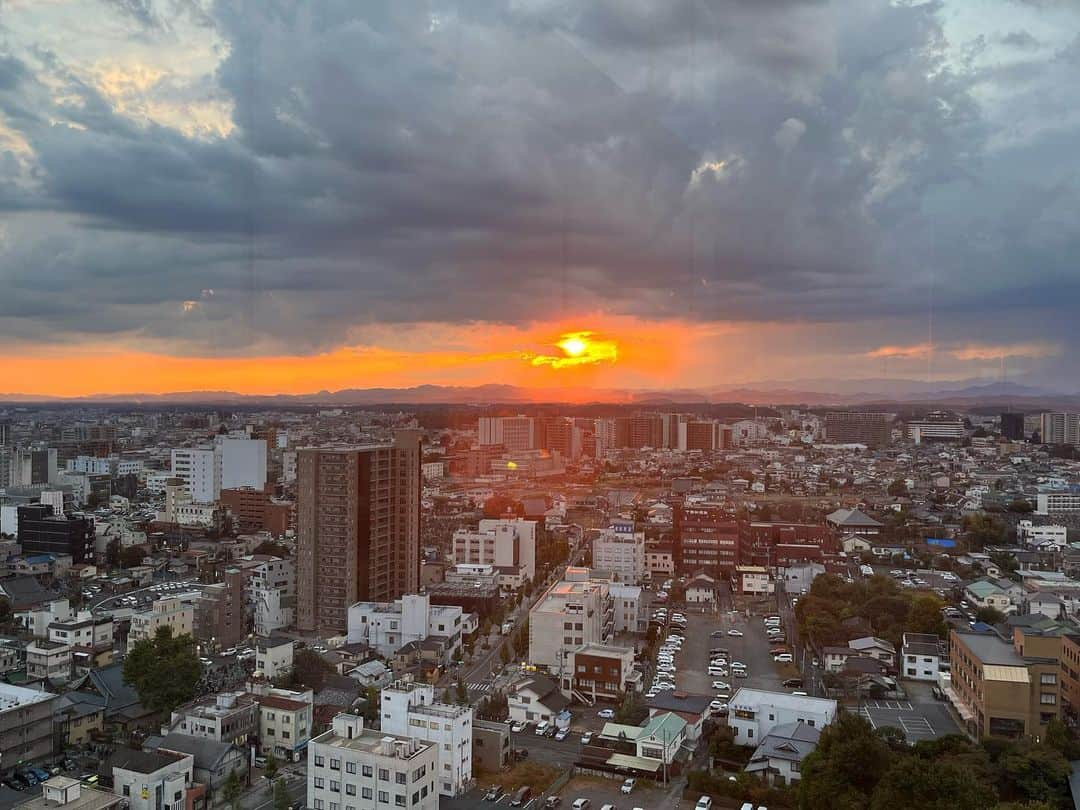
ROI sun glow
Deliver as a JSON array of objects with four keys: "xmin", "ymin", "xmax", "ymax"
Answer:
[{"xmin": 529, "ymin": 331, "xmax": 618, "ymax": 369}]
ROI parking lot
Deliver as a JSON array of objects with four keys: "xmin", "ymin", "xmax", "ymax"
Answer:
[
  {"xmin": 858, "ymin": 697, "xmax": 963, "ymax": 742},
  {"xmin": 673, "ymin": 609, "xmax": 794, "ymax": 699}
]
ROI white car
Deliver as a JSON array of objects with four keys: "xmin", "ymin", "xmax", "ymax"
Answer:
[
  {"xmin": 707, "ymin": 665, "xmax": 726, "ymax": 676},
  {"xmin": 597, "ymin": 708, "xmax": 615, "ymax": 719},
  {"xmin": 621, "ymin": 779, "xmax": 635, "ymax": 795},
  {"xmin": 727, "ymin": 629, "xmax": 744, "ymax": 637},
  {"xmin": 654, "ymin": 682, "xmax": 676, "ymax": 691},
  {"xmin": 731, "ymin": 661, "xmax": 747, "ymax": 670},
  {"xmin": 709, "ymin": 700, "xmax": 727, "ymax": 713},
  {"xmin": 774, "ymin": 653, "xmax": 794, "ymax": 663},
  {"xmin": 712, "ymin": 681, "xmax": 731, "ymax": 690}
]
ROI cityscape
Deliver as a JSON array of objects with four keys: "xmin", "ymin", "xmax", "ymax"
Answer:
[{"xmin": 2, "ymin": 1, "xmax": 1080, "ymax": 810}]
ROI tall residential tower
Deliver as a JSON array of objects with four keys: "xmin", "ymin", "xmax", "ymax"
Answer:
[{"xmin": 296, "ymin": 431, "xmax": 422, "ymax": 634}]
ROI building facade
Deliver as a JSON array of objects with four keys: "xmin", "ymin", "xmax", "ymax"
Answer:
[{"xmin": 296, "ymin": 432, "xmax": 422, "ymax": 634}]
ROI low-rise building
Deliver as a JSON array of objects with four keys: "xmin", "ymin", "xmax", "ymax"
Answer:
[
  {"xmin": 735, "ymin": 566, "xmax": 772, "ymax": 596},
  {"xmin": 14, "ymin": 777, "xmax": 122, "ymax": 810},
  {"xmin": 901, "ymin": 633, "xmax": 945, "ymax": 681},
  {"xmin": 0, "ymin": 683, "xmax": 60, "ymax": 768},
  {"xmin": 346, "ymin": 594, "xmax": 463, "ymax": 664},
  {"xmin": 167, "ymin": 692, "xmax": 258, "ymax": 747},
  {"xmin": 26, "ymin": 639, "xmax": 72, "ymax": 683},
  {"xmin": 253, "ymin": 689, "xmax": 314, "ymax": 762},
  {"xmin": 471, "ymin": 720, "xmax": 511, "ymax": 774},
  {"xmin": 508, "ymin": 674, "xmax": 570, "ymax": 726},
  {"xmin": 949, "ymin": 628, "xmax": 1062, "ymax": 739},
  {"xmin": 255, "ymin": 636, "xmax": 295, "ymax": 681},
  {"xmin": 378, "ymin": 681, "xmax": 473, "ymax": 797},
  {"xmin": 306, "ymin": 713, "xmax": 439, "ymax": 810},
  {"xmin": 528, "ymin": 568, "xmax": 613, "ymax": 672},
  {"xmin": 964, "ymin": 580, "xmax": 1016, "ymax": 615},
  {"xmin": 744, "ymin": 721, "xmax": 822, "ymax": 785},
  {"xmin": 110, "ymin": 748, "xmax": 194, "ymax": 810},
  {"xmin": 728, "ymin": 689, "xmax": 837, "ymax": 747},
  {"xmin": 591, "ymin": 524, "xmax": 646, "ymax": 584},
  {"xmin": 561, "ymin": 643, "xmax": 637, "ymax": 703},
  {"xmin": 49, "ymin": 611, "xmax": 114, "ymax": 674},
  {"xmin": 155, "ymin": 734, "xmax": 249, "ymax": 796},
  {"xmin": 847, "ymin": 636, "xmax": 896, "ymax": 668},
  {"xmin": 128, "ymin": 596, "xmax": 195, "ymax": 651}
]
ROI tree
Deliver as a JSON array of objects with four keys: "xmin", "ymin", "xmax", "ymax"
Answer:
[
  {"xmin": 614, "ymin": 691, "xmax": 647, "ymax": 725},
  {"xmin": 290, "ymin": 649, "xmax": 335, "ymax": 692},
  {"xmin": 963, "ymin": 514, "xmax": 1005, "ymax": 551},
  {"xmin": 1007, "ymin": 499, "xmax": 1034, "ymax": 514},
  {"xmin": 123, "ymin": 625, "xmax": 201, "ymax": 713},
  {"xmin": 222, "ymin": 769, "xmax": 242, "ymax": 810},
  {"xmin": 121, "ymin": 545, "xmax": 146, "ymax": 568},
  {"xmin": 887, "ymin": 479, "xmax": 909, "ymax": 497},
  {"xmin": 264, "ymin": 752, "xmax": 278, "ymax": 780},
  {"xmin": 998, "ymin": 742, "xmax": 1071, "ymax": 805},
  {"xmin": 798, "ymin": 712, "xmax": 892, "ymax": 809},
  {"xmin": 105, "ymin": 538, "xmax": 121, "ymax": 568},
  {"xmin": 361, "ymin": 687, "xmax": 380, "ymax": 725},
  {"xmin": 976, "ymin": 606, "xmax": 1006, "ymax": 625},
  {"xmin": 455, "ymin": 677, "xmax": 468, "ymax": 705},
  {"xmin": 253, "ymin": 540, "xmax": 291, "ymax": 557},
  {"xmin": 272, "ymin": 778, "xmax": 291, "ymax": 810},
  {"xmin": 905, "ymin": 595, "xmax": 948, "ymax": 639},
  {"xmin": 0, "ymin": 595, "xmax": 11, "ymax": 626},
  {"xmin": 870, "ymin": 755, "xmax": 997, "ymax": 809}
]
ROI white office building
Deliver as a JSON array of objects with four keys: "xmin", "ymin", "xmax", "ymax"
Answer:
[
  {"xmin": 111, "ymin": 748, "xmax": 194, "ymax": 810},
  {"xmin": 1017, "ymin": 520, "xmax": 1069, "ymax": 547},
  {"xmin": 170, "ymin": 448, "xmax": 216, "ymax": 504},
  {"xmin": 307, "ymin": 713, "xmax": 439, "ymax": 810},
  {"xmin": 477, "ymin": 416, "xmax": 535, "ymax": 451},
  {"xmin": 528, "ymin": 567, "xmax": 613, "ymax": 672},
  {"xmin": 1036, "ymin": 493, "xmax": 1080, "ymax": 515},
  {"xmin": 728, "ymin": 688, "xmax": 837, "ymax": 747},
  {"xmin": 591, "ymin": 522, "xmax": 645, "ymax": 584},
  {"xmin": 379, "ymin": 681, "xmax": 473, "ymax": 797},
  {"xmin": 451, "ymin": 518, "xmax": 537, "ymax": 586},
  {"xmin": 215, "ymin": 435, "xmax": 268, "ymax": 492},
  {"xmin": 255, "ymin": 636, "xmax": 295, "ymax": 681},
  {"xmin": 247, "ymin": 556, "xmax": 296, "ymax": 636},
  {"xmin": 347, "ymin": 594, "xmax": 463, "ymax": 662}
]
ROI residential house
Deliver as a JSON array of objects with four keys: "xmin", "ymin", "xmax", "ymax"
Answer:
[
  {"xmin": 847, "ymin": 637, "xmax": 896, "ymax": 669},
  {"xmin": 507, "ymin": 675, "xmax": 570, "ymax": 726},
  {"xmin": 745, "ymin": 721, "xmax": 822, "ymax": 785},
  {"xmin": 901, "ymin": 633, "xmax": 945, "ymax": 682},
  {"xmin": 155, "ymin": 733, "xmax": 249, "ymax": 796},
  {"xmin": 110, "ymin": 748, "xmax": 194, "ymax": 810},
  {"xmin": 728, "ymin": 689, "xmax": 837, "ymax": 747}
]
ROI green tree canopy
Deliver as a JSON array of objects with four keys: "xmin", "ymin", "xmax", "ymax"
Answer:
[
  {"xmin": 798, "ymin": 712, "xmax": 892, "ymax": 809},
  {"xmin": 976, "ymin": 606, "xmax": 1007, "ymax": 625},
  {"xmin": 870, "ymin": 755, "xmax": 997, "ymax": 810},
  {"xmin": 272, "ymin": 778, "xmax": 291, "ymax": 810},
  {"xmin": 122, "ymin": 625, "xmax": 201, "ymax": 713},
  {"xmin": 290, "ymin": 649, "xmax": 335, "ymax": 691},
  {"xmin": 905, "ymin": 595, "xmax": 948, "ymax": 639},
  {"xmin": 998, "ymin": 741, "xmax": 1071, "ymax": 805}
]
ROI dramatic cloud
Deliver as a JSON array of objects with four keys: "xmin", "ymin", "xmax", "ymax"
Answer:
[{"xmin": 0, "ymin": 0, "xmax": 1078, "ymax": 390}]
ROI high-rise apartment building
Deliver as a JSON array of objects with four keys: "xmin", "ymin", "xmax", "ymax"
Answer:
[
  {"xmin": 1040, "ymin": 412, "xmax": 1080, "ymax": 446},
  {"xmin": 907, "ymin": 411, "xmax": 966, "ymax": 443},
  {"xmin": 824, "ymin": 412, "xmax": 892, "ymax": 447},
  {"xmin": 170, "ymin": 447, "xmax": 217, "ymax": 503},
  {"xmin": 296, "ymin": 431, "xmax": 422, "ymax": 634},
  {"xmin": 17, "ymin": 504, "xmax": 95, "ymax": 564},
  {"xmin": 1000, "ymin": 412, "xmax": 1026, "ymax": 441},
  {"xmin": 477, "ymin": 416, "xmax": 535, "ymax": 451}
]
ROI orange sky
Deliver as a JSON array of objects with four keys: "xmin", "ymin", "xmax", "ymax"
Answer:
[{"xmin": 3, "ymin": 317, "xmax": 709, "ymax": 398}]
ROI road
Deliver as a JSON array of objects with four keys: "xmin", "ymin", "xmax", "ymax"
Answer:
[
  {"xmin": 240, "ymin": 770, "xmax": 306, "ymax": 810},
  {"xmin": 450, "ymin": 545, "xmax": 587, "ymax": 694}
]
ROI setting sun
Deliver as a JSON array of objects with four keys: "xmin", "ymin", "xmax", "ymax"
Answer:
[{"xmin": 559, "ymin": 335, "xmax": 588, "ymax": 357}]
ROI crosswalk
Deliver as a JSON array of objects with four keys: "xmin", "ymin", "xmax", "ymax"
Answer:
[{"xmin": 466, "ymin": 681, "xmax": 492, "ymax": 694}]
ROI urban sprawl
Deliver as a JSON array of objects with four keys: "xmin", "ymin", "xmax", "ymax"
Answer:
[{"xmin": 2, "ymin": 406, "xmax": 1080, "ymax": 809}]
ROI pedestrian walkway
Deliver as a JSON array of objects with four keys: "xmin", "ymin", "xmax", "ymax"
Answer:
[{"xmin": 467, "ymin": 681, "xmax": 492, "ymax": 694}]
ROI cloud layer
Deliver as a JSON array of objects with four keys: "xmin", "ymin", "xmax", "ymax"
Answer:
[{"xmin": 0, "ymin": 0, "xmax": 1078, "ymax": 386}]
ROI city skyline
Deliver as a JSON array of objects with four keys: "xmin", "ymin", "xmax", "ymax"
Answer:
[{"xmin": 2, "ymin": 0, "xmax": 1079, "ymax": 395}]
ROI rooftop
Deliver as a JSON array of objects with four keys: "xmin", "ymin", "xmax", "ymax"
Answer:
[
  {"xmin": 730, "ymin": 688, "xmax": 837, "ymax": 712},
  {"xmin": 953, "ymin": 631, "xmax": 1027, "ymax": 666},
  {"xmin": 14, "ymin": 780, "xmax": 121, "ymax": 810},
  {"xmin": 0, "ymin": 683, "xmax": 58, "ymax": 712},
  {"xmin": 311, "ymin": 727, "xmax": 433, "ymax": 760}
]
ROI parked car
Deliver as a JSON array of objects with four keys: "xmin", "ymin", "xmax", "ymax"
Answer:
[
  {"xmin": 535, "ymin": 721, "xmax": 550, "ymax": 736},
  {"xmin": 545, "ymin": 797, "xmax": 562, "ymax": 808},
  {"xmin": 727, "ymin": 629, "xmax": 744, "ymax": 637},
  {"xmin": 484, "ymin": 786, "xmax": 503, "ymax": 801},
  {"xmin": 696, "ymin": 797, "xmax": 713, "ymax": 810},
  {"xmin": 555, "ymin": 727, "xmax": 569, "ymax": 741},
  {"xmin": 621, "ymin": 778, "xmax": 636, "ymax": 794},
  {"xmin": 510, "ymin": 786, "xmax": 532, "ymax": 806},
  {"xmin": 571, "ymin": 799, "xmax": 591, "ymax": 810},
  {"xmin": 581, "ymin": 732, "xmax": 593, "ymax": 745},
  {"xmin": 597, "ymin": 708, "xmax": 616, "ymax": 719},
  {"xmin": 782, "ymin": 678, "xmax": 804, "ymax": 688},
  {"xmin": 510, "ymin": 720, "xmax": 527, "ymax": 733},
  {"xmin": 774, "ymin": 653, "xmax": 794, "ymax": 663}
]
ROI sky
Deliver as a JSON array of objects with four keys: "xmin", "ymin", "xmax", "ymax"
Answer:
[{"xmin": 1, "ymin": 0, "xmax": 1078, "ymax": 397}]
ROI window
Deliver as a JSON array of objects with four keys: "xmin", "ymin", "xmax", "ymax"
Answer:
[
  {"xmin": 346, "ymin": 785, "xmax": 356, "ymax": 796},
  {"xmin": 378, "ymin": 792, "xmax": 389, "ymax": 804},
  {"xmin": 346, "ymin": 763, "xmax": 356, "ymax": 774},
  {"xmin": 314, "ymin": 801, "xmax": 324, "ymax": 810},
  {"xmin": 1041, "ymin": 673, "xmax": 1058, "ymax": 685},
  {"xmin": 330, "ymin": 758, "xmax": 340, "ymax": 771},
  {"xmin": 314, "ymin": 778, "xmax": 325, "ymax": 789},
  {"xmin": 362, "ymin": 766, "xmax": 373, "ymax": 777},
  {"xmin": 329, "ymin": 803, "xmax": 339, "ymax": 810},
  {"xmin": 315, "ymin": 755, "xmax": 325, "ymax": 767},
  {"xmin": 396, "ymin": 773, "xmax": 406, "ymax": 785},
  {"xmin": 395, "ymin": 796, "xmax": 406, "ymax": 807},
  {"xmin": 748, "ymin": 729, "xmax": 754, "ymax": 739},
  {"xmin": 362, "ymin": 788, "xmax": 373, "ymax": 800},
  {"xmin": 412, "ymin": 792, "xmax": 419, "ymax": 805},
  {"xmin": 379, "ymin": 769, "xmax": 389, "ymax": 782},
  {"xmin": 122, "ymin": 786, "xmax": 130, "ymax": 797},
  {"xmin": 329, "ymin": 781, "xmax": 340, "ymax": 793},
  {"xmin": 1041, "ymin": 693, "xmax": 1057, "ymax": 705}
]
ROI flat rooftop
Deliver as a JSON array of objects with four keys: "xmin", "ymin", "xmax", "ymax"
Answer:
[
  {"xmin": 312, "ymin": 728, "xmax": 434, "ymax": 760},
  {"xmin": 0, "ymin": 683, "xmax": 57, "ymax": 711},
  {"xmin": 953, "ymin": 632, "xmax": 1027, "ymax": 666}
]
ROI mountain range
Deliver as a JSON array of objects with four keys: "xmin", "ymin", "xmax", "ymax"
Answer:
[{"xmin": 1, "ymin": 379, "xmax": 1077, "ymax": 408}]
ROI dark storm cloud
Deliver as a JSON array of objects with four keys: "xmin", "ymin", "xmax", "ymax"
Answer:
[{"xmin": 0, "ymin": 0, "xmax": 1077, "ymax": 360}]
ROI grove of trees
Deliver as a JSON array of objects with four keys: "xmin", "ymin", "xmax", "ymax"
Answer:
[{"xmin": 122, "ymin": 625, "xmax": 202, "ymax": 713}]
